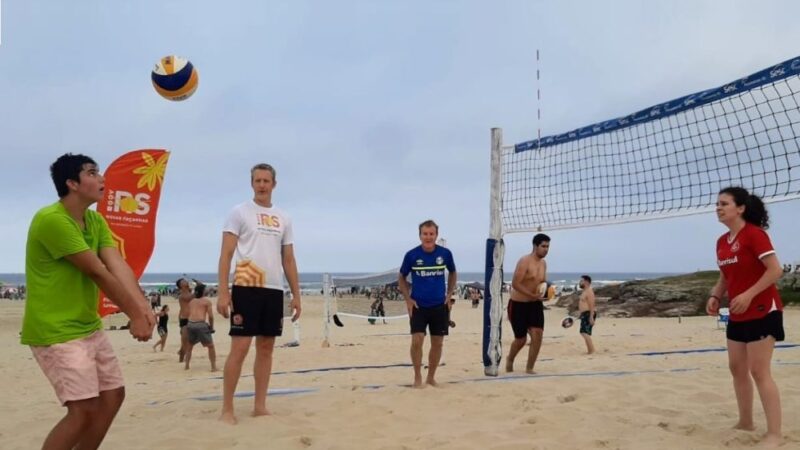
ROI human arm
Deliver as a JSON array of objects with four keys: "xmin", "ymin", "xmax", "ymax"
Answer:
[
  {"xmin": 282, "ymin": 244, "xmax": 302, "ymax": 321},
  {"xmin": 216, "ymin": 232, "xmax": 237, "ymax": 318},
  {"xmin": 729, "ymin": 254, "xmax": 783, "ymax": 314},
  {"xmin": 205, "ymin": 299, "xmax": 215, "ymax": 330},
  {"xmin": 447, "ymin": 270, "xmax": 457, "ymax": 310},
  {"xmin": 398, "ymin": 272, "xmax": 416, "ymax": 315},
  {"xmin": 706, "ymin": 272, "xmax": 728, "ymax": 315},
  {"xmin": 77, "ymin": 248, "xmax": 154, "ymax": 341}
]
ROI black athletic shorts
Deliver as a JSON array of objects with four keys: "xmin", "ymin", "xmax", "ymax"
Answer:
[
  {"xmin": 179, "ymin": 318, "xmax": 189, "ymax": 328},
  {"xmin": 508, "ymin": 300, "xmax": 544, "ymax": 338},
  {"xmin": 229, "ymin": 286, "xmax": 284, "ymax": 337},
  {"xmin": 726, "ymin": 311, "xmax": 784, "ymax": 344},
  {"xmin": 409, "ymin": 303, "xmax": 449, "ymax": 336}
]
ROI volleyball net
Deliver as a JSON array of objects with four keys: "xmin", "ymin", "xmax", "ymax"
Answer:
[{"xmin": 484, "ymin": 55, "xmax": 800, "ymax": 375}]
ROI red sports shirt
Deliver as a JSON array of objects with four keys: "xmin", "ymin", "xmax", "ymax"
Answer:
[{"xmin": 716, "ymin": 222, "xmax": 782, "ymax": 322}]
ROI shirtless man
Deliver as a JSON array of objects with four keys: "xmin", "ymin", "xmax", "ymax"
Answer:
[
  {"xmin": 184, "ymin": 283, "xmax": 217, "ymax": 371},
  {"xmin": 506, "ymin": 233, "xmax": 550, "ymax": 373},
  {"xmin": 176, "ymin": 278, "xmax": 193, "ymax": 362},
  {"xmin": 577, "ymin": 275, "xmax": 596, "ymax": 354}
]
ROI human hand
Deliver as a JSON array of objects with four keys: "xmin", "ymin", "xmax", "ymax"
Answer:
[
  {"xmin": 217, "ymin": 290, "xmax": 231, "ymax": 318},
  {"xmin": 129, "ymin": 311, "xmax": 155, "ymax": 342},
  {"xmin": 705, "ymin": 296, "xmax": 720, "ymax": 316},
  {"xmin": 729, "ymin": 292, "xmax": 753, "ymax": 315},
  {"xmin": 290, "ymin": 296, "xmax": 302, "ymax": 321},
  {"xmin": 406, "ymin": 300, "xmax": 418, "ymax": 316}
]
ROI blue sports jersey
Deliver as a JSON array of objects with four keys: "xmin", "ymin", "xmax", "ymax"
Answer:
[{"xmin": 399, "ymin": 245, "xmax": 456, "ymax": 307}]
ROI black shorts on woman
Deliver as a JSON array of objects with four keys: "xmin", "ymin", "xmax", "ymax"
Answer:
[
  {"xmin": 726, "ymin": 310, "xmax": 784, "ymax": 343},
  {"xmin": 229, "ymin": 286, "xmax": 284, "ymax": 337}
]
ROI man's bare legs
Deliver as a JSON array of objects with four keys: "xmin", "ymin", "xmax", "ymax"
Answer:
[
  {"xmin": 426, "ymin": 335, "xmax": 444, "ymax": 386},
  {"xmin": 252, "ymin": 336, "xmax": 275, "ymax": 416},
  {"xmin": 42, "ymin": 387, "xmax": 125, "ymax": 450},
  {"xmin": 206, "ymin": 344, "xmax": 218, "ymax": 372},
  {"xmin": 581, "ymin": 333, "xmax": 595, "ymax": 354},
  {"xmin": 525, "ymin": 327, "xmax": 543, "ymax": 374},
  {"xmin": 410, "ymin": 332, "xmax": 425, "ymax": 388},
  {"xmin": 220, "ymin": 336, "xmax": 253, "ymax": 424},
  {"xmin": 506, "ymin": 336, "xmax": 527, "ymax": 372}
]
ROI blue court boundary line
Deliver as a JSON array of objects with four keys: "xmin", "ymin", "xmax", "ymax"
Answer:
[
  {"xmin": 628, "ymin": 343, "xmax": 798, "ymax": 356},
  {"xmin": 165, "ymin": 367, "xmax": 704, "ymax": 404}
]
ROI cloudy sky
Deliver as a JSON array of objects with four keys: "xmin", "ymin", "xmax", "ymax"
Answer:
[{"xmin": 1, "ymin": 0, "xmax": 799, "ymax": 274}]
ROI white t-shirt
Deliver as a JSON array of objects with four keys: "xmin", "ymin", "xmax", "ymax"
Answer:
[{"xmin": 223, "ymin": 201, "xmax": 294, "ymax": 290}]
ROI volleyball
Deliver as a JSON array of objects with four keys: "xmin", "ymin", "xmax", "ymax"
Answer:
[
  {"xmin": 537, "ymin": 282, "xmax": 548, "ymax": 298},
  {"xmin": 561, "ymin": 317, "xmax": 574, "ymax": 328},
  {"xmin": 151, "ymin": 55, "xmax": 199, "ymax": 101}
]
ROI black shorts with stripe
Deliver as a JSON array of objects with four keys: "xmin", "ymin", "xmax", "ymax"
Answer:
[{"xmin": 229, "ymin": 286, "xmax": 284, "ymax": 337}]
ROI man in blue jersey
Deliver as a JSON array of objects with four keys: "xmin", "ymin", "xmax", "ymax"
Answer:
[{"xmin": 398, "ymin": 220, "xmax": 457, "ymax": 388}]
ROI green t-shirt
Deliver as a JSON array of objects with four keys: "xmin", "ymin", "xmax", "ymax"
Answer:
[{"xmin": 21, "ymin": 201, "xmax": 116, "ymax": 346}]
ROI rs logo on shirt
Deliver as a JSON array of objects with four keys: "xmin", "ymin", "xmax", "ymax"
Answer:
[{"xmin": 257, "ymin": 214, "xmax": 280, "ymax": 228}]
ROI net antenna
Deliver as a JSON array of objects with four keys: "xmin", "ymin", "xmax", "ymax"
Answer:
[
  {"xmin": 483, "ymin": 56, "xmax": 800, "ymax": 375},
  {"xmin": 322, "ymin": 269, "xmax": 410, "ymax": 347}
]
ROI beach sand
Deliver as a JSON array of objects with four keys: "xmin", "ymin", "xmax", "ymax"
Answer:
[{"xmin": 2, "ymin": 296, "xmax": 798, "ymax": 450}]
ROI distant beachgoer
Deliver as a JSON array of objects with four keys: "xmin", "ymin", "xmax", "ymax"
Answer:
[
  {"xmin": 398, "ymin": 219, "xmax": 457, "ymax": 388},
  {"xmin": 153, "ymin": 305, "xmax": 170, "ymax": 352},
  {"xmin": 706, "ymin": 186, "xmax": 784, "ymax": 447},
  {"xmin": 506, "ymin": 233, "xmax": 550, "ymax": 374},
  {"xmin": 577, "ymin": 275, "xmax": 596, "ymax": 354},
  {"xmin": 176, "ymin": 278, "xmax": 193, "ymax": 362},
  {"xmin": 469, "ymin": 287, "xmax": 480, "ymax": 308},
  {"xmin": 184, "ymin": 283, "xmax": 217, "ymax": 371},
  {"xmin": 216, "ymin": 163, "xmax": 301, "ymax": 424},
  {"xmin": 21, "ymin": 153, "xmax": 155, "ymax": 449}
]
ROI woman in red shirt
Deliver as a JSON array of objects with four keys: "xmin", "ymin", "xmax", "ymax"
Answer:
[{"xmin": 706, "ymin": 187, "xmax": 784, "ymax": 447}]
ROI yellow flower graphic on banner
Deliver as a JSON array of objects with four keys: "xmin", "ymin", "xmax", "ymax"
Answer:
[{"xmin": 132, "ymin": 152, "xmax": 169, "ymax": 191}]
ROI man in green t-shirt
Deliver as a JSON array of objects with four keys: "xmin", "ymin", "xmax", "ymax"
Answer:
[{"xmin": 21, "ymin": 153, "xmax": 155, "ymax": 450}]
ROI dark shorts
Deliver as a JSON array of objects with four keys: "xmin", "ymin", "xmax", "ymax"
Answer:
[
  {"xmin": 186, "ymin": 321, "xmax": 214, "ymax": 345},
  {"xmin": 579, "ymin": 311, "xmax": 596, "ymax": 335},
  {"xmin": 157, "ymin": 326, "xmax": 168, "ymax": 337},
  {"xmin": 727, "ymin": 311, "xmax": 784, "ymax": 344},
  {"xmin": 179, "ymin": 318, "xmax": 189, "ymax": 328},
  {"xmin": 229, "ymin": 286, "xmax": 284, "ymax": 337},
  {"xmin": 409, "ymin": 303, "xmax": 449, "ymax": 336},
  {"xmin": 508, "ymin": 300, "xmax": 544, "ymax": 338}
]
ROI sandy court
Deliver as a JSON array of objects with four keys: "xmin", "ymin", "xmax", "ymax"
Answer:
[{"xmin": 2, "ymin": 296, "xmax": 798, "ymax": 450}]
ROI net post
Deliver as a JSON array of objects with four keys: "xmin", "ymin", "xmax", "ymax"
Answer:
[
  {"xmin": 322, "ymin": 273, "xmax": 331, "ymax": 348},
  {"xmin": 483, "ymin": 128, "xmax": 504, "ymax": 376}
]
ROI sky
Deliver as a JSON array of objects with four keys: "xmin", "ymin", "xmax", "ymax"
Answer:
[{"xmin": 1, "ymin": 0, "xmax": 800, "ymax": 274}]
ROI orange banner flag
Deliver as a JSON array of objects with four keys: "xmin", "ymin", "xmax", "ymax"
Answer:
[{"xmin": 97, "ymin": 149, "xmax": 170, "ymax": 317}]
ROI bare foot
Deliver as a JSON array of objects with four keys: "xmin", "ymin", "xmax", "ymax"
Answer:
[
  {"xmin": 759, "ymin": 433, "xmax": 782, "ymax": 448},
  {"xmin": 184, "ymin": 366, "xmax": 189, "ymax": 370},
  {"xmin": 426, "ymin": 379, "xmax": 440, "ymax": 388},
  {"xmin": 252, "ymin": 408, "xmax": 271, "ymax": 417},
  {"xmin": 219, "ymin": 412, "xmax": 237, "ymax": 425},
  {"xmin": 525, "ymin": 369, "xmax": 537, "ymax": 375},
  {"xmin": 211, "ymin": 367, "xmax": 218, "ymax": 372},
  {"xmin": 412, "ymin": 377, "xmax": 425, "ymax": 389},
  {"xmin": 505, "ymin": 361, "xmax": 514, "ymax": 373},
  {"xmin": 733, "ymin": 421, "xmax": 756, "ymax": 431}
]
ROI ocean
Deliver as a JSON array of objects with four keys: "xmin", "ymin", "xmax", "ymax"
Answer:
[{"xmin": 0, "ymin": 271, "xmax": 677, "ymax": 291}]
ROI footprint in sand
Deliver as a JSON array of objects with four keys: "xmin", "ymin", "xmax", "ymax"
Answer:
[{"xmin": 557, "ymin": 394, "xmax": 577, "ymax": 403}]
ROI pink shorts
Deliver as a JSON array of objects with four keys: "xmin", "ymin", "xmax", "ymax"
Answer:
[{"xmin": 31, "ymin": 331, "xmax": 125, "ymax": 406}]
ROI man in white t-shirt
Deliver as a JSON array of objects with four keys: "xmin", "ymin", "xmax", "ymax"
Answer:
[{"xmin": 216, "ymin": 163, "xmax": 301, "ymax": 425}]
